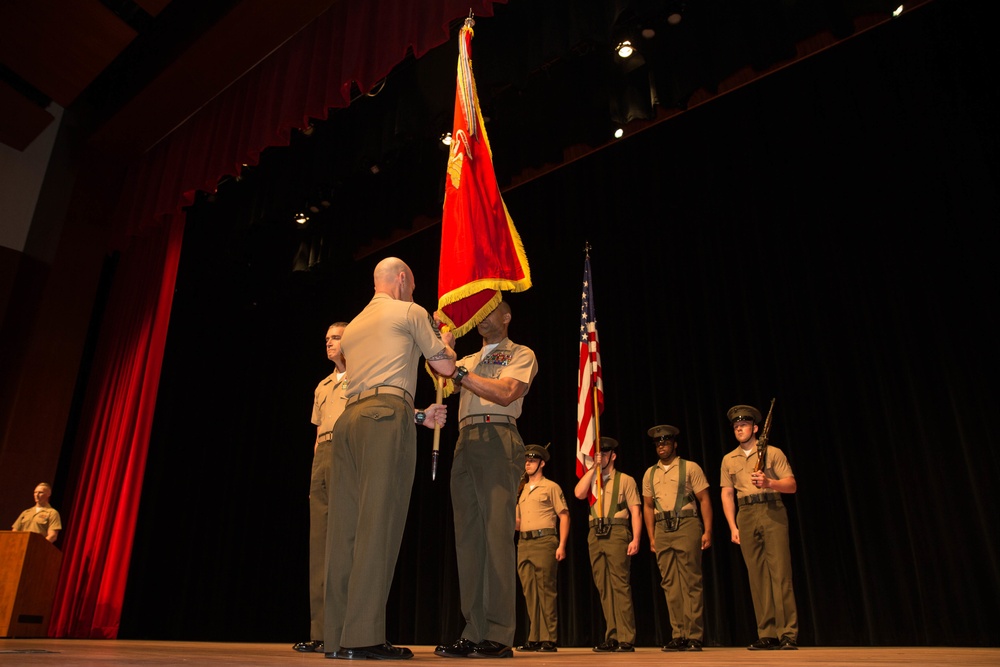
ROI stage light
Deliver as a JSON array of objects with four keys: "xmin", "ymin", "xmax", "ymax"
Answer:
[
  {"xmin": 615, "ymin": 40, "xmax": 635, "ymax": 58},
  {"xmin": 614, "ymin": 128, "xmax": 624, "ymax": 139},
  {"xmin": 666, "ymin": 0, "xmax": 686, "ymax": 25},
  {"xmin": 440, "ymin": 132, "xmax": 453, "ymax": 146},
  {"xmin": 892, "ymin": 5, "xmax": 904, "ymax": 17},
  {"xmin": 295, "ymin": 212, "xmax": 309, "ymax": 225}
]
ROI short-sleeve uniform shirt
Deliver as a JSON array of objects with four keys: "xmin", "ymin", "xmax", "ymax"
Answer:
[
  {"xmin": 340, "ymin": 293, "xmax": 446, "ymax": 399},
  {"xmin": 643, "ymin": 459, "xmax": 709, "ymax": 511},
  {"xmin": 313, "ymin": 370, "xmax": 348, "ymax": 432},
  {"xmin": 719, "ymin": 445, "xmax": 794, "ymax": 499},
  {"xmin": 589, "ymin": 471, "xmax": 641, "ymax": 520},
  {"xmin": 12, "ymin": 505, "xmax": 62, "ymax": 536},
  {"xmin": 518, "ymin": 477, "xmax": 569, "ymax": 532},
  {"xmin": 457, "ymin": 338, "xmax": 537, "ymax": 420}
]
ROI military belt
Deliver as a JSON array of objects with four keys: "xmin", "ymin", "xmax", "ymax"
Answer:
[
  {"xmin": 519, "ymin": 528, "xmax": 557, "ymax": 539},
  {"xmin": 738, "ymin": 492, "xmax": 781, "ymax": 507},
  {"xmin": 345, "ymin": 385, "xmax": 412, "ymax": 408},
  {"xmin": 588, "ymin": 517, "xmax": 630, "ymax": 528},
  {"xmin": 654, "ymin": 509, "xmax": 699, "ymax": 522},
  {"xmin": 459, "ymin": 414, "xmax": 516, "ymax": 429}
]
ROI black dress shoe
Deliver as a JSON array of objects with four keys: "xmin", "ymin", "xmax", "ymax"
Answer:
[
  {"xmin": 515, "ymin": 642, "xmax": 539, "ymax": 652},
  {"xmin": 748, "ymin": 637, "xmax": 780, "ymax": 650},
  {"xmin": 684, "ymin": 640, "xmax": 703, "ymax": 651},
  {"xmin": 593, "ymin": 640, "xmax": 618, "ymax": 652},
  {"xmin": 469, "ymin": 640, "xmax": 513, "ymax": 658},
  {"xmin": 335, "ymin": 643, "xmax": 413, "ymax": 660},
  {"xmin": 615, "ymin": 643, "xmax": 634, "ymax": 652},
  {"xmin": 779, "ymin": 636, "xmax": 798, "ymax": 650},
  {"xmin": 295, "ymin": 640, "xmax": 325, "ymax": 653},
  {"xmin": 538, "ymin": 642, "xmax": 557, "ymax": 652},
  {"xmin": 662, "ymin": 637, "xmax": 687, "ymax": 651},
  {"xmin": 435, "ymin": 638, "xmax": 477, "ymax": 658}
]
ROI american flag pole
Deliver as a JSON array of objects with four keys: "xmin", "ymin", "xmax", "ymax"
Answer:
[{"xmin": 578, "ymin": 243, "xmax": 605, "ymax": 520}]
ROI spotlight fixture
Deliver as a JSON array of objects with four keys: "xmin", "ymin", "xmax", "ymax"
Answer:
[
  {"xmin": 615, "ymin": 40, "xmax": 635, "ymax": 58},
  {"xmin": 294, "ymin": 212, "xmax": 310, "ymax": 225},
  {"xmin": 440, "ymin": 132, "xmax": 453, "ymax": 146},
  {"xmin": 892, "ymin": 5, "xmax": 904, "ymax": 16},
  {"xmin": 614, "ymin": 127, "xmax": 625, "ymax": 139},
  {"xmin": 665, "ymin": 0, "xmax": 686, "ymax": 25}
]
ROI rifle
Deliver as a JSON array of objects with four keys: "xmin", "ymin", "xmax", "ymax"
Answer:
[{"xmin": 754, "ymin": 398, "xmax": 776, "ymax": 473}]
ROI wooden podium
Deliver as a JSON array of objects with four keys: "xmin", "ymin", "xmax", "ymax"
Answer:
[{"xmin": 0, "ymin": 530, "xmax": 63, "ymax": 637}]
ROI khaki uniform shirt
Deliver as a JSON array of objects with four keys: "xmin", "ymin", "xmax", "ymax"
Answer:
[
  {"xmin": 457, "ymin": 338, "xmax": 537, "ymax": 419},
  {"xmin": 719, "ymin": 444, "xmax": 794, "ymax": 498},
  {"xmin": 589, "ymin": 470, "xmax": 640, "ymax": 520},
  {"xmin": 313, "ymin": 370, "xmax": 348, "ymax": 433},
  {"xmin": 518, "ymin": 476, "xmax": 568, "ymax": 532},
  {"xmin": 340, "ymin": 293, "xmax": 446, "ymax": 399},
  {"xmin": 12, "ymin": 504, "xmax": 62, "ymax": 536},
  {"xmin": 643, "ymin": 459, "xmax": 709, "ymax": 511}
]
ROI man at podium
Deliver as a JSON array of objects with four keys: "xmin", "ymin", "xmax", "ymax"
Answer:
[{"xmin": 11, "ymin": 483, "xmax": 62, "ymax": 543}]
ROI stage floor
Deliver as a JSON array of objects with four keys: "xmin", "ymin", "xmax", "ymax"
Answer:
[{"xmin": 1, "ymin": 640, "xmax": 998, "ymax": 667}]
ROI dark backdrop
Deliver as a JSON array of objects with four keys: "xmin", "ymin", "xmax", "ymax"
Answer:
[{"xmin": 118, "ymin": 4, "xmax": 999, "ymax": 647}]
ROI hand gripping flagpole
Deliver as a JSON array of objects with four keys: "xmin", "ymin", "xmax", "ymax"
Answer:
[{"xmin": 432, "ymin": 373, "xmax": 445, "ymax": 480}]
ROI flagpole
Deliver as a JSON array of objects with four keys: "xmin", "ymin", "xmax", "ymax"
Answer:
[
  {"xmin": 432, "ymin": 374, "xmax": 444, "ymax": 480},
  {"xmin": 592, "ymin": 382, "xmax": 605, "ymax": 530},
  {"xmin": 585, "ymin": 242, "xmax": 606, "ymax": 532}
]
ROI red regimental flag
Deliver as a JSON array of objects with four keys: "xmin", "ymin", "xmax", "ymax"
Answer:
[
  {"xmin": 577, "ymin": 255, "xmax": 603, "ymax": 504},
  {"xmin": 438, "ymin": 18, "xmax": 531, "ymax": 338}
]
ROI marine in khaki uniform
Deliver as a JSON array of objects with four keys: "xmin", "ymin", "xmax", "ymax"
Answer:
[
  {"xmin": 323, "ymin": 257, "xmax": 456, "ymax": 660},
  {"xmin": 294, "ymin": 322, "xmax": 348, "ymax": 654},
  {"xmin": 11, "ymin": 483, "xmax": 62, "ymax": 543},
  {"xmin": 642, "ymin": 424, "xmax": 712, "ymax": 652},
  {"xmin": 515, "ymin": 444, "xmax": 569, "ymax": 653},
  {"xmin": 434, "ymin": 301, "xmax": 538, "ymax": 660},
  {"xmin": 719, "ymin": 404, "xmax": 799, "ymax": 651},
  {"xmin": 573, "ymin": 436, "xmax": 641, "ymax": 652}
]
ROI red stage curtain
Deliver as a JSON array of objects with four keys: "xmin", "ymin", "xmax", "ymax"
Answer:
[
  {"xmin": 49, "ymin": 0, "xmax": 505, "ymax": 639},
  {"xmin": 48, "ymin": 215, "xmax": 184, "ymax": 638}
]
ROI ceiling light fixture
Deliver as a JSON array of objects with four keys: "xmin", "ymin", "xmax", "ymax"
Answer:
[
  {"xmin": 295, "ymin": 212, "xmax": 309, "ymax": 225},
  {"xmin": 615, "ymin": 40, "xmax": 635, "ymax": 58}
]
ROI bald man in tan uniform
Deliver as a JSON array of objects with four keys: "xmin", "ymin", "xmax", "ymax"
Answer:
[{"xmin": 324, "ymin": 258, "xmax": 456, "ymax": 660}]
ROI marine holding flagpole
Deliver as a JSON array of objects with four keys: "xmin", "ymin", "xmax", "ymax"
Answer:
[
  {"xmin": 322, "ymin": 258, "xmax": 455, "ymax": 660},
  {"xmin": 432, "ymin": 14, "xmax": 537, "ymax": 661}
]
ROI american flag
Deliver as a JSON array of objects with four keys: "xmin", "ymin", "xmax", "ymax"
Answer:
[{"xmin": 576, "ymin": 254, "xmax": 603, "ymax": 500}]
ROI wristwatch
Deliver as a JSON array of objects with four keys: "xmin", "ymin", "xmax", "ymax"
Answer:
[
  {"xmin": 415, "ymin": 410, "xmax": 427, "ymax": 425},
  {"xmin": 452, "ymin": 365, "xmax": 469, "ymax": 385}
]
